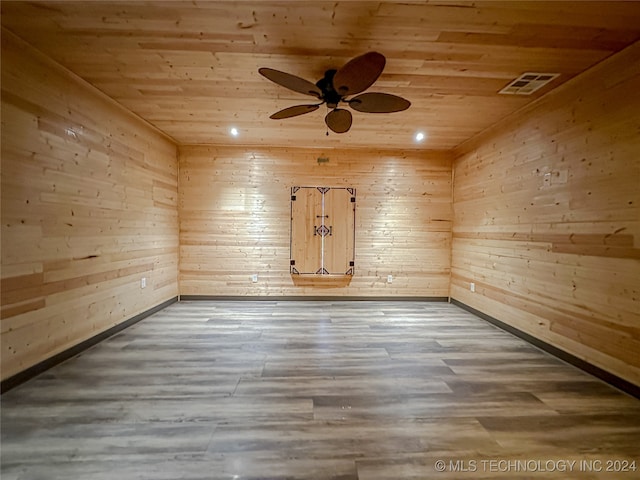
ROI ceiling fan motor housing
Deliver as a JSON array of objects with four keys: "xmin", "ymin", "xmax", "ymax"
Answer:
[{"xmin": 316, "ymin": 70, "xmax": 342, "ymax": 108}]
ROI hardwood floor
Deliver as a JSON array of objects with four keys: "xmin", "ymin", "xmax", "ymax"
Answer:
[{"xmin": 2, "ymin": 301, "xmax": 639, "ymax": 479}]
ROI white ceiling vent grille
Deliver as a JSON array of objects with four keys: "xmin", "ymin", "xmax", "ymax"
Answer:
[{"xmin": 499, "ymin": 72, "xmax": 560, "ymax": 95}]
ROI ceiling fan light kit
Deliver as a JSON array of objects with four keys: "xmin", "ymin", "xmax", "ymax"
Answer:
[{"xmin": 259, "ymin": 52, "xmax": 411, "ymax": 134}]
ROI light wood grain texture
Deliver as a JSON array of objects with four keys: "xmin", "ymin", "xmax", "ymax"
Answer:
[
  {"xmin": 0, "ymin": 30, "xmax": 179, "ymax": 381},
  {"xmin": 321, "ymin": 187, "xmax": 355, "ymax": 275},
  {"xmin": 290, "ymin": 186, "xmax": 355, "ymax": 275},
  {"xmin": 2, "ymin": 1, "xmax": 640, "ymax": 149},
  {"xmin": 2, "ymin": 301, "xmax": 639, "ymax": 479},
  {"xmin": 291, "ymin": 187, "xmax": 325, "ymax": 274},
  {"xmin": 451, "ymin": 41, "xmax": 640, "ymax": 386},
  {"xmin": 178, "ymin": 146, "xmax": 453, "ymax": 297}
]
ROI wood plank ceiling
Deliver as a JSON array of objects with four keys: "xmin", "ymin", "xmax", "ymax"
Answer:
[{"xmin": 2, "ymin": 1, "xmax": 640, "ymax": 150}]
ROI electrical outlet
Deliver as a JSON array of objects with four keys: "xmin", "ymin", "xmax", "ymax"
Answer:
[
  {"xmin": 470, "ymin": 282, "xmax": 475, "ymax": 292},
  {"xmin": 251, "ymin": 273, "xmax": 258, "ymax": 283},
  {"xmin": 141, "ymin": 277, "xmax": 146, "ymax": 289},
  {"xmin": 387, "ymin": 275, "xmax": 393, "ymax": 284}
]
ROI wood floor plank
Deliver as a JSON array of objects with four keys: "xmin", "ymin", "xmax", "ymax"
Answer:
[{"xmin": 1, "ymin": 300, "xmax": 639, "ymax": 479}]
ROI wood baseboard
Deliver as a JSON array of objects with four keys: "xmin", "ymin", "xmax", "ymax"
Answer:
[
  {"xmin": 450, "ymin": 298, "xmax": 639, "ymax": 399},
  {"xmin": 178, "ymin": 295, "xmax": 450, "ymax": 302},
  {"xmin": 1, "ymin": 297, "xmax": 179, "ymax": 394}
]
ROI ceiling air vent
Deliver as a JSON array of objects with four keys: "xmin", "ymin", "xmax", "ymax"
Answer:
[{"xmin": 499, "ymin": 72, "xmax": 560, "ymax": 95}]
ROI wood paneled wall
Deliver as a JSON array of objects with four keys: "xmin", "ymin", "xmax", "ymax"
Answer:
[
  {"xmin": 451, "ymin": 42, "xmax": 640, "ymax": 385},
  {"xmin": 1, "ymin": 30, "xmax": 179, "ymax": 381},
  {"xmin": 179, "ymin": 146, "xmax": 452, "ymax": 297},
  {"xmin": 4, "ymin": 21, "xmax": 637, "ymax": 389}
]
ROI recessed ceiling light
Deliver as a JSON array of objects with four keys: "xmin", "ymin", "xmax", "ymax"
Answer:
[
  {"xmin": 415, "ymin": 132, "xmax": 425, "ymax": 142},
  {"xmin": 230, "ymin": 127, "xmax": 239, "ymax": 136}
]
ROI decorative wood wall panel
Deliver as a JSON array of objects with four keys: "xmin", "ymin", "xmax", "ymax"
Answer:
[
  {"xmin": 0, "ymin": 30, "xmax": 179, "ymax": 381},
  {"xmin": 179, "ymin": 147, "xmax": 452, "ymax": 297},
  {"xmin": 290, "ymin": 186, "xmax": 356, "ymax": 276},
  {"xmin": 451, "ymin": 42, "xmax": 640, "ymax": 385}
]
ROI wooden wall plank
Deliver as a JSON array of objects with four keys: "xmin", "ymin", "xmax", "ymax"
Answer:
[
  {"xmin": 179, "ymin": 146, "xmax": 452, "ymax": 297},
  {"xmin": 451, "ymin": 41, "xmax": 640, "ymax": 386},
  {"xmin": 0, "ymin": 29, "xmax": 179, "ymax": 381}
]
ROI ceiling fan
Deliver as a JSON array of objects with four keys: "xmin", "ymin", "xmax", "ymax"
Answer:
[{"xmin": 258, "ymin": 52, "xmax": 410, "ymax": 134}]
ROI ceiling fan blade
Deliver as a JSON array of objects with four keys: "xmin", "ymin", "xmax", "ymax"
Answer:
[
  {"xmin": 325, "ymin": 108, "xmax": 352, "ymax": 134},
  {"xmin": 258, "ymin": 67, "xmax": 322, "ymax": 98},
  {"xmin": 332, "ymin": 52, "xmax": 386, "ymax": 96},
  {"xmin": 348, "ymin": 92, "xmax": 411, "ymax": 113},
  {"xmin": 269, "ymin": 104, "xmax": 320, "ymax": 119}
]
